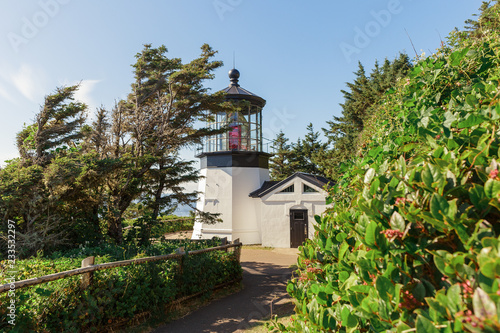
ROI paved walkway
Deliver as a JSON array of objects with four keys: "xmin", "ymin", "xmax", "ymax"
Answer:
[{"xmin": 152, "ymin": 248, "xmax": 298, "ymax": 333}]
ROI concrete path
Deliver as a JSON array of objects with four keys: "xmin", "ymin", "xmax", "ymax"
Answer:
[{"xmin": 152, "ymin": 248, "xmax": 299, "ymax": 333}]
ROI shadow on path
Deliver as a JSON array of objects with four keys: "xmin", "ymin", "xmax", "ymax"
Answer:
[{"xmin": 152, "ymin": 250, "xmax": 297, "ymax": 333}]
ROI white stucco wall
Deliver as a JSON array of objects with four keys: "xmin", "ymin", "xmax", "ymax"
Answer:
[
  {"xmin": 258, "ymin": 177, "xmax": 329, "ymax": 248},
  {"xmin": 192, "ymin": 166, "xmax": 269, "ymax": 244},
  {"xmin": 191, "ymin": 168, "xmax": 207, "ymax": 239},
  {"xmin": 231, "ymin": 167, "xmax": 269, "ymax": 244}
]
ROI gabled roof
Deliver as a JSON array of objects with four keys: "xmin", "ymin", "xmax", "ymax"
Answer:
[
  {"xmin": 249, "ymin": 172, "xmax": 333, "ymax": 198},
  {"xmin": 248, "ymin": 180, "xmax": 279, "ymax": 197}
]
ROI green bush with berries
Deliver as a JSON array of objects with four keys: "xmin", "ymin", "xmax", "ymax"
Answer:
[{"xmin": 271, "ymin": 3, "xmax": 500, "ymax": 332}]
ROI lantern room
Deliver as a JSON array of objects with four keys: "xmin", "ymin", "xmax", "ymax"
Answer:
[{"xmin": 202, "ymin": 68, "xmax": 266, "ymax": 153}]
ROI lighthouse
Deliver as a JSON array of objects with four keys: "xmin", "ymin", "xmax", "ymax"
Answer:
[{"xmin": 191, "ymin": 68, "xmax": 271, "ymax": 244}]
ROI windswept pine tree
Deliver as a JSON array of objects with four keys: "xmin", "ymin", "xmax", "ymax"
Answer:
[
  {"xmin": 0, "ymin": 44, "xmax": 231, "ymax": 253},
  {"xmin": 16, "ymin": 85, "xmax": 87, "ymax": 166},
  {"xmin": 1, "ymin": 85, "xmax": 90, "ymax": 255},
  {"xmin": 100, "ymin": 44, "xmax": 230, "ymax": 243}
]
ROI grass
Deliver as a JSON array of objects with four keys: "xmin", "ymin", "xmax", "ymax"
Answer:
[{"xmin": 242, "ymin": 244, "xmax": 275, "ymax": 250}]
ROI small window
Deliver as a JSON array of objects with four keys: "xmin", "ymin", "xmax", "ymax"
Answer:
[
  {"xmin": 279, "ymin": 184, "xmax": 294, "ymax": 193},
  {"xmin": 303, "ymin": 184, "xmax": 318, "ymax": 193},
  {"xmin": 293, "ymin": 212, "xmax": 305, "ymax": 220}
]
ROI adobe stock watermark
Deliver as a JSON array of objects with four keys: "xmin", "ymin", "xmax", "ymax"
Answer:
[
  {"xmin": 5, "ymin": 220, "xmax": 18, "ymax": 326},
  {"xmin": 213, "ymin": 0, "xmax": 243, "ymax": 21},
  {"xmin": 339, "ymin": 0, "xmax": 412, "ymax": 63},
  {"xmin": 7, "ymin": 0, "xmax": 71, "ymax": 53}
]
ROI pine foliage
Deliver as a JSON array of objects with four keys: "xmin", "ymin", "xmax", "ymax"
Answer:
[
  {"xmin": 0, "ymin": 44, "xmax": 229, "ymax": 253},
  {"xmin": 319, "ymin": 54, "xmax": 412, "ymax": 179}
]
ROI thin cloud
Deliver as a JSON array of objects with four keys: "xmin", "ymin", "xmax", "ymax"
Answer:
[
  {"xmin": 72, "ymin": 79, "xmax": 101, "ymax": 121},
  {"xmin": 0, "ymin": 84, "xmax": 15, "ymax": 104},
  {"xmin": 74, "ymin": 79, "xmax": 100, "ymax": 108},
  {"xmin": 11, "ymin": 64, "xmax": 47, "ymax": 102}
]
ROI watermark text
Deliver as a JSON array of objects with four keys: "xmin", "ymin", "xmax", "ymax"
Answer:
[
  {"xmin": 213, "ymin": 0, "xmax": 243, "ymax": 21},
  {"xmin": 339, "ymin": 0, "xmax": 411, "ymax": 63},
  {"xmin": 8, "ymin": 0, "xmax": 71, "ymax": 53},
  {"xmin": 6, "ymin": 219, "xmax": 17, "ymax": 326}
]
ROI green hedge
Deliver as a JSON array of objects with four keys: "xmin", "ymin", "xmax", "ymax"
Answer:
[
  {"xmin": 0, "ymin": 239, "xmax": 242, "ymax": 332},
  {"xmin": 273, "ymin": 6, "xmax": 500, "ymax": 333},
  {"xmin": 123, "ymin": 215, "xmax": 195, "ymax": 241}
]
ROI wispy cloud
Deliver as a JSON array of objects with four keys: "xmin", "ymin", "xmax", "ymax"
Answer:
[
  {"xmin": 11, "ymin": 64, "xmax": 47, "ymax": 102},
  {"xmin": 0, "ymin": 84, "xmax": 15, "ymax": 104},
  {"xmin": 73, "ymin": 79, "xmax": 100, "ymax": 111},
  {"xmin": 73, "ymin": 79, "xmax": 102, "ymax": 122}
]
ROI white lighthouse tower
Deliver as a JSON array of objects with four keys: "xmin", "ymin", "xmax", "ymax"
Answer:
[{"xmin": 191, "ymin": 68, "xmax": 270, "ymax": 244}]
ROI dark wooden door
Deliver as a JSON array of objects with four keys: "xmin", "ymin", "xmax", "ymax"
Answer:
[{"xmin": 290, "ymin": 209, "xmax": 308, "ymax": 248}]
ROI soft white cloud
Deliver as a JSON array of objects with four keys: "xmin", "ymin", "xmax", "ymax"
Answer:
[
  {"xmin": 0, "ymin": 84, "xmax": 15, "ymax": 104},
  {"xmin": 73, "ymin": 79, "xmax": 101, "ymax": 113},
  {"xmin": 11, "ymin": 64, "xmax": 48, "ymax": 102}
]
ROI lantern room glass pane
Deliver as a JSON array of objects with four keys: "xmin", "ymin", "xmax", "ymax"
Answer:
[
  {"xmin": 204, "ymin": 106, "xmax": 264, "ymax": 153},
  {"xmin": 239, "ymin": 114, "xmax": 249, "ymax": 150},
  {"xmin": 229, "ymin": 125, "xmax": 241, "ymax": 150}
]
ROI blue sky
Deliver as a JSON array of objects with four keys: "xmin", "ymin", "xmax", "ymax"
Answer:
[{"xmin": 0, "ymin": 0, "xmax": 484, "ymax": 166}]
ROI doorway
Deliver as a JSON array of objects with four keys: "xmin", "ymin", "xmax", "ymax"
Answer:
[{"xmin": 290, "ymin": 209, "xmax": 308, "ymax": 248}]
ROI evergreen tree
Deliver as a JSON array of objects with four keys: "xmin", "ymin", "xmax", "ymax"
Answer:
[
  {"xmin": 0, "ymin": 43, "xmax": 231, "ymax": 252},
  {"xmin": 319, "ymin": 53, "xmax": 412, "ymax": 179},
  {"xmin": 16, "ymin": 85, "xmax": 87, "ymax": 166},
  {"xmin": 289, "ymin": 138, "xmax": 308, "ymax": 174},
  {"xmin": 269, "ymin": 131, "xmax": 293, "ymax": 181},
  {"xmin": 463, "ymin": 0, "xmax": 500, "ymax": 39},
  {"xmin": 284, "ymin": 124, "xmax": 327, "ymax": 177},
  {"xmin": 301, "ymin": 123, "xmax": 326, "ymax": 175},
  {"xmin": 101, "ymin": 44, "xmax": 229, "ymax": 243},
  {"xmin": 1, "ymin": 85, "xmax": 95, "ymax": 255}
]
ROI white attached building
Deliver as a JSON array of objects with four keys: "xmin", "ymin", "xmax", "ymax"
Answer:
[
  {"xmin": 191, "ymin": 69, "xmax": 332, "ymax": 248},
  {"xmin": 249, "ymin": 172, "xmax": 331, "ymax": 248}
]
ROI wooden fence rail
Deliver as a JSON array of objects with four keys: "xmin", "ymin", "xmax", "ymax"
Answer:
[{"xmin": 0, "ymin": 239, "xmax": 241, "ymax": 294}]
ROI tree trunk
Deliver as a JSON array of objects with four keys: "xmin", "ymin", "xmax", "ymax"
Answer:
[
  {"xmin": 89, "ymin": 205, "xmax": 101, "ymax": 236},
  {"xmin": 107, "ymin": 213, "xmax": 123, "ymax": 244},
  {"xmin": 107, "ymin": 193, "xmax": 136, "ymax": 244}
]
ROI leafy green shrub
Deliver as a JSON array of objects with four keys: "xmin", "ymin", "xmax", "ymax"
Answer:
[
  {"xmin": 123, "ymin": 215, "xmax": 195, "ymax": 246},
  {"xmin": 179, "ymin": 250, "xmax": 242, "ymax": 297},
  {"xmin": 153, "ymin": 215, "xmax": 195, "ymax": 235},
  {"xmin": 47, "ymin": 237, "xmax": 217, "ymax": 262},
  {"xmin": 0, "ymin": 239, "xmax": 242, "ymax": 332},
  {"xmin": 274, "ymin": 4, "xmax": 500, "ymax": 333}
]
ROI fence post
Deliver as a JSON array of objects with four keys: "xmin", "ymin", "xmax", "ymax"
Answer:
[
  {"xmin": 233, "ymin": 238, "xmax": 241, "ymax": 263},
  {"xmin": 81, "ymin": 256, "xmax": 95, "ymax": 289},
  {"xmin": 175, "ymin": 247, "xmax": 186, "ymax": 295},
  {"xmin": 176, "ymin": 247, "xmax": 185, "ymax": 275},
  {"xmin": 221, "ymin": 237, "xmax": 228, "ymax": 252}
]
